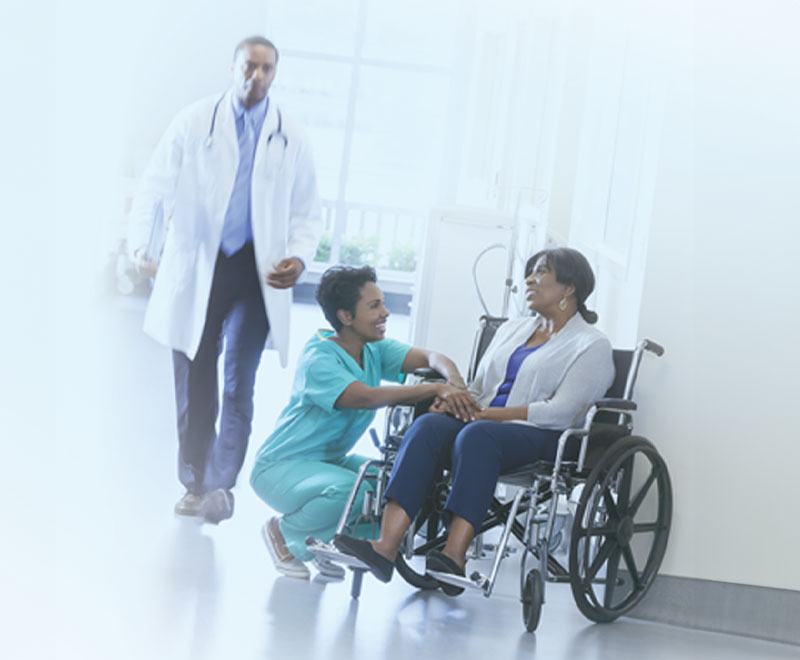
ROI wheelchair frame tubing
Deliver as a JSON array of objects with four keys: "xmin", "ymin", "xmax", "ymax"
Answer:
[
  {"xmin": 334, "ymin": 458, "xmax": 389, "ymax": 535},
  {"xmin": 485, "ymin": 487, "xmax": 527, "ymax": 597}
]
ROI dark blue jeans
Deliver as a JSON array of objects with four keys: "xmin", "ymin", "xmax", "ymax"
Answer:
[
  {"xmin": 173, "ymin": 243, "xmax": 269, "ymax": 494},
  {"xmin": 384, "ymin": 413, "xmax": 567, "ymax": 532}
]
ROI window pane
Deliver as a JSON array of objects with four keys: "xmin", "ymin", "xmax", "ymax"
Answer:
[
  {"xmin": 363, "ymin": 0, "xmax": 459, "ymax": 66},
  {"xmin": 265, "ymin": 0, "xmax": 360, "ymax": 57},
  {"xmin": 271, "ymin": 57, "xmax": 352, "ymax": 200},
  {"xmin": 346, "ymin": 66, "xmax": 449, "ymax": 208},
  {"xmin": 339, "ymin": 208, "xmax": 423, "ymax": 273}
]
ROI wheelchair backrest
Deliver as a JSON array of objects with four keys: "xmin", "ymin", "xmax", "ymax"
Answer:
[
  {"xmin": 467, "ymin": 315, "xmax": 508, "ymax": 385},
  {"xmin": 593, "ymin": 349, "xmax": 634, "ymax": 426},
  {"xmin": 607, "ymin": 349, "xmax": 633, "ymax": 399}
]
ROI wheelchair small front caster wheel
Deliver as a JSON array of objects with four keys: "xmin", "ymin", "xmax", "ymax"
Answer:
[{"xmin": 521, "ymin": 568, "xmax": 544, "ymax": 632}]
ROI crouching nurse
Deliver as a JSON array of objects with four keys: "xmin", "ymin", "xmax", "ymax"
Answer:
[{"xmin": 250, "ymin": 265, "xmax": 478, "ymax": 580}]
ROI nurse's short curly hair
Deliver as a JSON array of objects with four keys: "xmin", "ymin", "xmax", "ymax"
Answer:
[{"xmin": 316, "ymin": 265, "xmax": 377, "ymax": 331}]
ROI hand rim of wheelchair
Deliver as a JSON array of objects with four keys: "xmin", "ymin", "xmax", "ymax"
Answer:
[{"xmin": 568, "ymin": 435, "xmax": 672, "ymax": 623}]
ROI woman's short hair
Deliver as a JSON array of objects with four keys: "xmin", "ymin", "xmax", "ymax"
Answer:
[
  {"xmin": 525, "ymin": 248, "xmax": 599, "ymax": 324},
  {"xmin": 315, "ymin": 265, "xmax": 378, "ymax": 331}
]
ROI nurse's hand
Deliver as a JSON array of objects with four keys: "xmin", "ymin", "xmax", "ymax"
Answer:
[
  {"xmin": 134, "ymin": 249, "xmax": 158, "ymax": 278},
  {"xmin": 267, "ymin": 257, "xmax": 304, "ymax": 289},
  {"xmin": 436, "ymin": 383, "xmax": 480, "ymax": 422}
]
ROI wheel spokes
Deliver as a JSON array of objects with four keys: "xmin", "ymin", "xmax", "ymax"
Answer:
[
  {"xmin": 614, "ymin": 458, "xmax": 634, "ymax": 515},
  {"xmin": 586, "ymin": 537, "xmax": 615, "ymax": 581},
  {"xmin": 602, "ymin": 489, "xmax": 620, "ymax": 520},
  {"xmin": 569, "ymin": 438, "xmax": 672, "ymax": 623},
  {"xmin": 628, "ymin": 465, "xmax": 659, "ymax": 517},
  {"xmin": 586, "ymin": 525, "xmax": 616, "ymax": 537},
  {"xmin": 622, "ymin": 545, "xmax": 641, "ymax": 590},
  {"xmin": 603, "ymin": 545, "xmax": 623, "ymax": 608}
]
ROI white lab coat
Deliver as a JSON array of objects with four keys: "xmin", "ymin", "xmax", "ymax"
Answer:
[{"xmin": 128, "ymin": 91, "xmax": 322, "ymax": 366}]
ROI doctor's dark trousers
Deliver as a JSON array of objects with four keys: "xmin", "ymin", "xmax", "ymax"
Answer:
[
  {"xmin": 172, "ymin": 243, "xmax": 269, "ymax": 494},
  {"xmin": 384, "ymin": 413, "xmax": 570, "ymax": 532}
]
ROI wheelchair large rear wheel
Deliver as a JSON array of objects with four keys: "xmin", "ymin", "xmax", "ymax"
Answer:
[{"xmin": 568, "ymin": 435, "xmax": 672, "ymax": 623}]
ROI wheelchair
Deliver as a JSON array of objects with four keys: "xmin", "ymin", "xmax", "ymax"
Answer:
[{"xmin": 307, "ymin": 315, "xmax": 671, "ymax": 632}]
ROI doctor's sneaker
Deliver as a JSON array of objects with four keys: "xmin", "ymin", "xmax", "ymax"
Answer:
[
  {"xmin": 262, "ymin": 517, "xmax": 310, "ymax": 580},
  {"xmin": 312, "ymin": 556, "xmax": 346, "ymax": 579},
  {"xmin": 174, "ymin": 491, "xmax": 205, "ymax": 517},
  {"xmin": 202, "ymin": 488, "xmax": 235, "ymax": 524}
]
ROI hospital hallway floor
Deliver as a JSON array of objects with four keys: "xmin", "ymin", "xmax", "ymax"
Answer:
[{"xmin": 4, "ymin": 297, "xmax": 798, "ymax": 660}]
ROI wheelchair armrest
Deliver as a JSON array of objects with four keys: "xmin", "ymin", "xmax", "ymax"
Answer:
[
  {"xmin": 595, "ymin": 398, "xmax": 637, "ymax": 412},
  {"xmin": 412, "ymin": 367, "xmax": 445, "ymax": 380}
]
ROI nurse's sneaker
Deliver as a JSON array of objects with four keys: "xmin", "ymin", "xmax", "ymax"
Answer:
[
  {"xmin": 174, "ymin": 491, "xmax": 205, "ymax": 517},
  {"xmin": 312, "ymin": 556, "xmax": 346, "ymax": 579},
  {"xmin": 262, "ymin": 518, "xmax": 310, "ymax": 579},
  {"xmin": 202, "ymin": 488, "xmax": 235, "ymax": 524}
]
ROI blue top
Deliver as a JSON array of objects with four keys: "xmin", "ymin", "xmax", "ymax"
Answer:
[
  {"xmin": 489, "ymin": 342, "xmax": 544, "ymax": 407},
  {"xmin": 254, "ymin": 330, "xmax": 411, "ymax": 463},
  {"xmin": 220, "ymin": 95, "xmax": 269, "ymax": 255}
]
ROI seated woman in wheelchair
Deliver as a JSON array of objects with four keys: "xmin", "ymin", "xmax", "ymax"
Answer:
[
  {"xmin": 250, "ymin": 265, "xmax": 479, "ymax": 580},
  {"xmin": 334, "ymin": 247, "xmax": 615, "ymax": 592}
]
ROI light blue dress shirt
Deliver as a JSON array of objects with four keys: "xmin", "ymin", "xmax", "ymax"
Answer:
[{"xmin": 219, "ymin": 95, "xmax": 269, "ymax": 256}]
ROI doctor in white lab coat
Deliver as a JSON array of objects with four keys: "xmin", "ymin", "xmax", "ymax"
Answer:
[{"xmin": 128, "ymin": 36, "xmax": 322, "ymax": 523}]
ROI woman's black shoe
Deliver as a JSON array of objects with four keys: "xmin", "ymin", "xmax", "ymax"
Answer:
[
  {"xmin": 333, "ymin": 534, "xmax": 394, "ymax": 583},
  {"xmin": 426, "ymin": 550, "xmax": 466, "ymax": 596}
]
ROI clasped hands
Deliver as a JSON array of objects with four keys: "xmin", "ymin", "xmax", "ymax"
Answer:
[{"xmin": 431, "ymin": 383, "xmax": 496, "ymax": 423}]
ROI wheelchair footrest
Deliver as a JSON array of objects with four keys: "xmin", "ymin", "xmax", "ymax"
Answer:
[
  {"xmin": 427, "ymin": 569, "xmax": 487, "ymax": 593},
  {"xmin": 305, "ymin": 538, "xmax": 369, "ymax": 571}
]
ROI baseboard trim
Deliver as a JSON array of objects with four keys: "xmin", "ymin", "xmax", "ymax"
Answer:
[{"xmin": 626, "ymin": 575, "xmax": 800, "ymax": 646}]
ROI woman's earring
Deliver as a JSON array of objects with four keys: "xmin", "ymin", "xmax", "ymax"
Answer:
[{"xmin": 559, "ymin": 296, "xmax": 568, "ymax": 311}]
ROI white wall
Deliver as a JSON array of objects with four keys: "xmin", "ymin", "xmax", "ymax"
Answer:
[
  {"xmin": 540, "ymin": 0, "xmax": 800, "ymax": 592},
  {"xmin": 634, "ymin": 1, "xmax": 800, "ymax": 590}
]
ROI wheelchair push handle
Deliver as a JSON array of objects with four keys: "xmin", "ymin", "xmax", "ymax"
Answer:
[{"xmin": 642, "ymin": 339, "xmax": 665, "ymax": 357}]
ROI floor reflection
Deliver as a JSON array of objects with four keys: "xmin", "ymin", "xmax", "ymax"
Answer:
[
  {"xmin": 31, "ymin": 301, "xmax": 798, "ymax": 660},
  {"xmin": 155, "ymin": 518, "xmax": 219, "ymax": 658}
]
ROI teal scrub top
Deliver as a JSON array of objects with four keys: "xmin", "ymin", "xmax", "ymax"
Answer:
[{"xmin": 254, "ymin": 330, "xmax": 411, "ymax": 464}]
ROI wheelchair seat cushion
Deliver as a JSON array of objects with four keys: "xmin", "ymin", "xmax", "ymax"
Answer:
[
  {"xmin": 333, "ymin": 534, "xmax": 394, "ymax": 583},
  {"xmin": 499, "ymin": 461, "xmax": 551, "ymax": 486}
]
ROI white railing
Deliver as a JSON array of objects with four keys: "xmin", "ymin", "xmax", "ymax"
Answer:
[{"xmin": 308, "ymin": 199, "xmax": 425, "ymax": 294}]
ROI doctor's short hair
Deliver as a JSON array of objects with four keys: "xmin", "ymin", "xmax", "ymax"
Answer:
[
  {"xmin": 233, "ymin": 36, "xmax": 279, "ymax": 62},
  {"xmin": 525, "ymin": 247, "xmax": 599, "ymax": 324},
  {"xmin": 316, "ymin": 265, "xmax": 378, "ymax": 332}
]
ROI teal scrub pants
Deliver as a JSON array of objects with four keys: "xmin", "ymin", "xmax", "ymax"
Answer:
[{"xmin": 250, "ymin": 454, "xmax": 378, "ymax": 561}]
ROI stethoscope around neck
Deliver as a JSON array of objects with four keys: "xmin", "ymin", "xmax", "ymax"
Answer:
[{"xmin": 204, "ymin": 93, "xmax": 288, "ymax": 151}]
